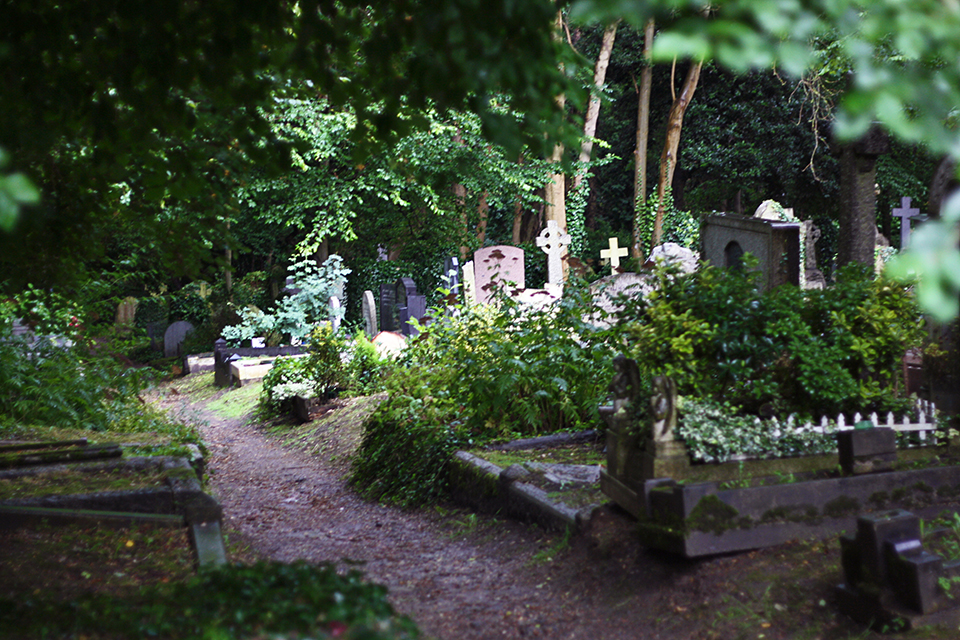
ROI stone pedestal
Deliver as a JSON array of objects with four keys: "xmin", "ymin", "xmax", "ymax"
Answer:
[{"xmin": 642, "ymin": 438, "xmax": 691, "ymax": 480}]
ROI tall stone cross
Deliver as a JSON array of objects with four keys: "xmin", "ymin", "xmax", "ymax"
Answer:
[
  {"xmin": 600, "ymin": 237, "xmax": 629, "ymax": 275},
  {"xmin": 892, "ymin": 197, "xmax": 922, "ymax": 249},
  {"xmin": 536, "ymin": 220, "xmax": 571, "ymax": 285}
]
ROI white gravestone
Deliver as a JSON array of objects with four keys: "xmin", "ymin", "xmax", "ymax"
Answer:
[
  {"xmin": 536, "ymin": 220, "xmax": 571, "ymax": 286},
  {"xmin": 329, "ymin": 296, "xmax": 342, "ymax": 333},
  {"xmin": 474, "ymin": 245, "xmax": 525, "ymax": 305},
  {"xmin": 600, "ymin": 237, "xmax": 629, "ymax": 276},
  {"xmin": 362, "ymin": 290, "xmax": 377, "ymax": 337}
]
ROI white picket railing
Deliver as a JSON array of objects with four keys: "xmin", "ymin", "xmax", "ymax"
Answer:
[{"xmin": 767, "ymin": 398, "xmax": 939, "ymax": 449}]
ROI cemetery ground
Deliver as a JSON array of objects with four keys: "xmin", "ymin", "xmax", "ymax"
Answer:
[{"xmin": 3, "ymin": 371, "xmax": 960, "ymax": 639}]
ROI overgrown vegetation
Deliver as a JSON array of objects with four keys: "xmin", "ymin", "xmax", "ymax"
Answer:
[
  {"xmin": 621, "ymin": 260, "xmax": 924, "ymax": 419},
  {"xmin": 351, "ymin": 281, "xmax": 619, "ymax": 506},
  {"xmin": 0, "ymin": 561, "xmax": 418, "ymax": 639},
  {"xmin": 0, "ymin": 289, "xmax": 201, "ymax": 447}
]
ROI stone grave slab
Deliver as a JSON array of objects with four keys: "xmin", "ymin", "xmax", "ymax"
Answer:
[
  {"xmin": 536, "ymin": 221, "xmax": 570, "ymax": 286},
  {"xmin": 379, "ymin": 283, "xmax": 397, "ymax": 332}
]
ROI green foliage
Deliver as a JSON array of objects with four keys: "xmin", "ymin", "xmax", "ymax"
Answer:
[
  {"xmin": 169, "ymin": 285, "xmax": 209, "ymax": 326},
  {"xmin": 345, "ymin": 332, "xmax": 388, "ymax": 395},
  {"xmin": 134, "ymin": 296, "xmax": 169, "ymax": 329},
  {"xmin": 351, "ymin": 364, "xmax": 464, "ymax": 508},
  {"xmin": 223, "ymin": 255, "xmax": 350, "ymax": 344},
  {"xmin": 622, "ymin": 260, "xmax": 924, "ymax": 418},
  {"xmin": 677, "ymin": 397, "xmax": 838, "ymax": 464},
  {"xmin": 0, "ymin": 561, "xmax": 418, "ymax": 639},
  {"xmin": 0, "ymin": 146, "xmax": 38, "ymax": 231}
]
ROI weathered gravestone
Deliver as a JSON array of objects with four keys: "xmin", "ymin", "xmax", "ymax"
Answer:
[
  {"xmin": 893, "ymin": 196, "xmax": 925, "ymax": 249},
  {"xmin": 474, "ymin": 245, "xmax": 525, "ymax": 305},
  {"xmin": 163, "ymin": 321, "xmax": 195, "ymax": 358},
  {"xmin": 361, "ymin": 290, "xmax": 377, "ymax": 337},
  {"xmin": 443, "ymin": 256, "xmax": 460, "ymax": 295},
  {"xmin": 462, "ymin": 260, "xmax": 477, "ymax": 306},
  {"xmin": 395, "ymin": 278, "xmax": 426, "ymax": 336},
  {"xmin": 115, "ymin": 297, "xmax": 139, "ymax": 328},
  {"xmin": 701, "ymin": 213, "xmax": 801, "ymax": 291}
]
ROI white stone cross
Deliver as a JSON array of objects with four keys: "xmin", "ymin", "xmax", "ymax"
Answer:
[
  {"xmin": 600, "ymin": 237, "xmax": 629, "ymax": 275},
  {"xmin": 892, "ymin": 197, "xmax": 922, "ymax": 249},
  {"xmin": 536, "ymin": 220, "xmax": 571, "ymax": 285}
]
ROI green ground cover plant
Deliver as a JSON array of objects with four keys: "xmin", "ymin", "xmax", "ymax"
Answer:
[{"xmin": 0, "ymin": 561, "xmax": 418, "ymax": 639}]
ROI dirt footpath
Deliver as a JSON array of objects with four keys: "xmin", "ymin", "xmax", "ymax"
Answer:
[{"xmin": 157, "ymin": 382, "xmax": 886, "ymax": 640}]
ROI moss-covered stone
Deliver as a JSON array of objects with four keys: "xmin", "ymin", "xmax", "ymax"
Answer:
[
  {"xmin": 687, "ymin": 495, "xmax": 741, "ymax": 535},
  {"xmin": 823, "ymin": 495, "xmax": 860, "ymax": 518}
]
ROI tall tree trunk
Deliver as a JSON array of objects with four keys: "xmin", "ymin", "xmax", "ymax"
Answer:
[
  {"xmin": 544, "ymin": 10, "xmax": 567, "ymax": 276},
  {"xmin": 632, "ymin": 18, "xmax": 655, "ymax": 258},
  {"xmin": 653, "ymin": 58, "xmax": 702, "ymax": 247},
  {"xmin": 572, "ymin": 20, "xmax": 619, "ymax": 192},
  {"xmin": 475, "ymin": 191, "xmax": 489, "ymax": 246},
  {"xmin": 454, "ymin": 182, "xmax": 468, "ymax": 261}
]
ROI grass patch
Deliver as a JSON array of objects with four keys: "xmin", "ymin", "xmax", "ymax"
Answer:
[{"xmin": 205, "ymin": 382, "xmax": 262, "ymax": 420}]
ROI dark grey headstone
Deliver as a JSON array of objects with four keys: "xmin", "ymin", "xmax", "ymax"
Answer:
[
  {"xmin": 163, "ymin": 321, "xmax": 195, "ymax": 358},
  {"xmin": 379, "ymin": 284, "xmax": 396, "ymax": 332},
  {"xmin": 402, "ymin": 294, "xmax": 427, "ymax": 336},
  {"xmin": 443, "ymin": 256, "xmax": 460, "ymax": 294}
]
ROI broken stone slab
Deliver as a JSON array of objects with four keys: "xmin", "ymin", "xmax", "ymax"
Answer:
[
  {"xmin": 522, "ymin": 463, "xmax": 601, "ymax": 487},
  {"xmin": 483, "ymin": 429, "xmax": 600, "ymax": 451},
  {"xmin": 190, "ymin": 520, "xmax": 227, "ymax": 568},
  {"xmin": 0, "ymin": 439, "xmax": 88, "ymax": 453},
  {"xmin": 0, "ymin": 443, "xmax": 122, "ymax": 469},
  {"xmin": 838, "ymin": 427, "xmax": 897, "ymax": 474}
]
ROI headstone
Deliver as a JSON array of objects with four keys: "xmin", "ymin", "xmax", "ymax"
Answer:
[
  {"xmin": 329, "ymin": 296, "xmax": 342, "ymax": 333},
  {"xmin": 599, "ymin": 237, "xmax": 629, "ymax": 276},
  {"xmin": 443, "ymin": 256, "xmax": 460, "ymax": 294},
  {"xmin": 250, "ymin": 337, "xmax": 266, "ymax": 348},
  {"xmin": 146, "ymin": 321, "xmax": 168, "ymax": 352},
  {"xmin": 163, "ymin": 321, "xmax": 195, "ymax": 358},
  {"xmin": 377, "ymin": 245, "xmax": 388, "ymax": 261},
  {"xmin": 362, "ymin": 290, "xmax": 377, "ymax": 338},
  {"xmin": 394, "ymin": 278, "xmax": 425, "ymax": 336},
  {"xmin": 462, "ymin": 260, "xmax": 477, "ymax": 306},
  {"xmin": 644, "ymin": 242, "xmax": 699, "ymax": 274},
  {"xmin": 802, "ymin": 220, "xmax": 826, "ymax": 290},
  {"xmin": 379, "ymin": 284, "xmax": 397, "ymax": 332},
  {"xmin": 474, "ymin": 246, "xmax": 525, "ymax": 305},
  {"xmin": 115, "ymin": 297, "xmax": 139, "ymax": 327},
  {"xmin": 701, "ymin": 213, "xmax": 801, "ymax": 291},
  {"xmin": 893, "ymin": 197, "xmax": 923, "ymax": 249},
  {"xmin": 535, "ymin": 221, "xmax": 571, "ymax": 286},
  {"xmin": 404, "ymin": 294, "xmax": 427, "ymax": 336}
]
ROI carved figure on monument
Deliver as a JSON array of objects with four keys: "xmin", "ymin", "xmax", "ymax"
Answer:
[
  {"xmin": 650, "ymin": 375, "xmax": 677, "ymax": 442},
  {"xmin": 609, "ymin": 355, "xmax": 642, "ymax": 415}
]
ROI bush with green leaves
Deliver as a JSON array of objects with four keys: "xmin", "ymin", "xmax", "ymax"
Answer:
[
  {"xmin": 620, "ymin": 260, "xmax": 924, "ymax": 419},
  {"xmin": 351, "ymin": 361, "xmax": 465, "ymax": 508},
  {"xmin": 223, "ymin": 255, "xmax": 350, "ymax": 345},
  {"xmin": 0, "ymin": 561, "xmax": 418, "ymax": 639}
]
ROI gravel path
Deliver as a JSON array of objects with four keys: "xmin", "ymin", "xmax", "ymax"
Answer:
[{"xmin": 158, "ymin": 385, "xmax": 720, "ymax": 639}]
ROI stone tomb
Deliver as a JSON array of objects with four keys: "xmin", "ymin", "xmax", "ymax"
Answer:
[
  {"xmin": 394, "ymin": 277, "xmax": 427, "ymax": 336},
  {"xmin": 701, "ymin": 213, "xmax": 801, "ymax": 291}
]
